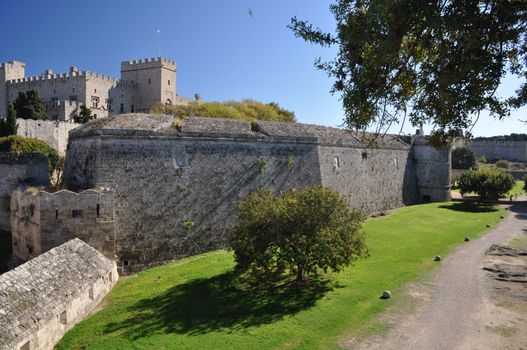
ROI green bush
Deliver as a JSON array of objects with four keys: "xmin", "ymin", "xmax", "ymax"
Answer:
[
  {"xmin": 495, "ymin": 159, "xmax": 511, "ymax": 170},
  {"xmin": 451, "ymin": 147, "xmax": 476, "ymax": 169},
  {"xmin": 152, "ymin": 99, "xmax": 296, "ymax": 123},
  {"xmin": 0, "ymin": 135, "xmax": 60, "ymax": 174},
  {"xmin": 458, "ymin": 167, "xmax": 515, "ymax": 200},
  {"xmin": 478, "ymin": 156, "xmax": 486, "ymax": 164},
  {"xmin": 523, "ymin": 176, "xmax": 527, "ymax": 193},
  {"xmin": 229, "ymin": 187, "xmax": 367, "ymax": 283}
]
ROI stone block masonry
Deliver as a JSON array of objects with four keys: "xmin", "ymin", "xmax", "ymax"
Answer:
[
  {"xmin": 10, "ymin": 188, "xmax": 115, "ymax": 262},
  {"xmin": 468, "ymin": 140, "xmax": 527, "ymax": 163},
  {"xmin": 16, "ymin": 118, "xmax": 81, "ymax": 156},
  {"xmin": 0, "ymin": 238, "xmax": 118, "ymax": 350},
  {"xmin": 64, "ymin": 114, "xmax": 450, "ymax": 273},
  {"xmin": 0, "ymin": 153, "xmax": 49, "ymax": 232}
]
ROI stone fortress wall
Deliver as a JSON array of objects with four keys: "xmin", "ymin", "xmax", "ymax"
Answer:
[
  {"xmin": 63, "ymin": 114, "xmax": 451, "ymax": 273},
  {"xmin": 0, "ymin": 153, "xmax": 49, "ymax": 232},
  {"xmin": 467, "ymin": 140, "xmax": 527, "ymax": 163},
  {"xmin": 16, "ymin": 118, "xmax": 81, "ymax": 156},
  {"xmin": 0, "ymin": 239, "xmax": 117, "ymax": 350},
  {"xmin": 10, "ymin": 188, "xmax": 115, "ymax": 263}
]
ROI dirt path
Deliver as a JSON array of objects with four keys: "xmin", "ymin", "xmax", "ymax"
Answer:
[{"xmin": 349, "ymin": 201, "xmax": 527, "ymax": 350}]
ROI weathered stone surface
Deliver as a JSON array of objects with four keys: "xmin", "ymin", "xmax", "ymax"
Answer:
[
  {"xmin": 10, "ymin": 188, "xmax": 115, "ymax": 262},
  {"xmin": 0, "ymin": 238, "xmax": 117, "ymax": 350},
  {"xmin": 483, "ymin": 263, "xmax": 527, "ymax": 283},
  {"xmin": 16, "ymin": 119, "xmax": 81, "ymax": 156},
  {"xmin": 487, "ymin": 244, "xmax": 527, "ymax": 257},
  {"xmin": 63, "ymin": 114, "xmax": 451, "ymax": 273},
  {"xmin": 0, "ymin": 153, "xmax": 48, "ymax": 231}
]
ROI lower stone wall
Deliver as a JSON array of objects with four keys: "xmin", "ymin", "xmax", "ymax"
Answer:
[
  {"xmin": 0, "ymin": 153, "xmax": 49, "ymax": 232},
  {"xmin": 16, "ymin": 118, "xmax": 81, "ymax": 156},
  {"xmin": 468, "ymin": 140, "xmax": 527, "ymax": 163},
  {"xmin": 0, "ymin": 239, "xmax": 117, "ymax": 350}
]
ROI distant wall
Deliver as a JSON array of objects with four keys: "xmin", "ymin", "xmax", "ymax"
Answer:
[
  {"xmin": 0, "ymin": 239, "xmax": 117, "ymax": 350},
  {"xmin": 16, "ymin": 118, "xmax": 81, "ymax": 156},
  {"xmin": 63, "ymin": 115, "xmax": 449, "ymax": 272},
  {"xmin": 10, "ymin": 188, "xmax": 115, "ymax": 261},
  {"xmin": 0, "ymin": 153, "xmax": 48, "ymax": 231},
  {"xmin": 468, "ymin": 140, "xmax": 527, "ymax": 163}
]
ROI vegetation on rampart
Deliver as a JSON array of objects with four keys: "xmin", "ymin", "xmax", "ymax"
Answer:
[
  {"xmin": 0, "ymin": 135, "xmax": 60, "ymax": 174},
  {"xmin": 152, "ymin": 99, "xmax": 296, "ymax": 123}
]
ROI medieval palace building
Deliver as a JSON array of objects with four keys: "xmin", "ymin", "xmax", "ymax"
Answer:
[{"xmin": 0, "ymin": 57, "xmax": 191, "ymax": 121}]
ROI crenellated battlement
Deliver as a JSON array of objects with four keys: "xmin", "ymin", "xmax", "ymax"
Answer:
[
  {"xmin": 121, "ymin": 57, "xmax": 176, "ymax": 71},
  {"xmin": 6, "ymin": 70, "xmax": 118, "ymax": 86}
]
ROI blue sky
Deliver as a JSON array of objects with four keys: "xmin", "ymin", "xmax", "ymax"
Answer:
[{"xmin": 1, "ymin": 0, "xmax": 525, "ymax": 137}]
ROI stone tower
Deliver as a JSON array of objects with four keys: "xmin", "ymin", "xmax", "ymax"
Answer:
[
  {"xmin": 0, "ymin": 61, "xmax": 26, "ymax": 117},
  {"xmin": 120, "ymin": 57, "xmax": 176, "ymax": 112}
]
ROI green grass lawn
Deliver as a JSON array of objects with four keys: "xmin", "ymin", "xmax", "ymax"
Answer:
[
  {"xmin": 452, "ymin": 180, "xmax": 525, "ymax": 197},
  {"xmin": 57, "ymin": 202, "xmax": 505, "ymax": 350}
]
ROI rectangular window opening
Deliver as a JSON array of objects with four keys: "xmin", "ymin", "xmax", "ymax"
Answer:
[
  {"xmin": 131, "ymin": 105, "xmax": 134, "ymax": 113},
  {"xmin": 96, "ymin": 204, "xmax": 100, "ymax": 217},
  {"xmin": 168, "ymin": 80, "xmax": 171, "ymax": 85},
  {"xmin": 60, "ymin": 311, "xmax": 67, "ymax": 325},
  {"xmin": 55, "ymin": 209, "xmax": 59, "ymax": 219}
]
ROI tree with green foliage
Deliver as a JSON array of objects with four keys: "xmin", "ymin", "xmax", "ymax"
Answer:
[
  {"xmin": 478, "ymin": 156, "xmax": 487, "ymax": 164},
  {"xmin": 451, "ymin": 147, "xmax": 476, "ymax": 170},
  {"xmin": 0, "ymin": 103, "xmax": 18, "ymax": 137},
  {"xmin": 290, "ymin": 1, "xmax": 527, "ymax": 144},
  {"xmin": 458, "ymin": 167, "xmax": 515, "ymax": 201},
  {"xmin": 14, "ymin": 90, "xmax": 48, "ymax": 120},
  {"xmin": 495, "ymin": 159, "xmax": 511, "ymax": 170},
  {"xmin": 152, "ymin": 99, "xmax": 296, "ymax": 123},
  {"xmin": 74, "ymin": 105, "xmax": 95, "ymax": 124},
  {"xmin": 0, "ymin": 135, "xmax": 60, "ymax": 175},
  {"xmin": 229, "ymin": 187, "xmax": 367, "ymax": 283}
]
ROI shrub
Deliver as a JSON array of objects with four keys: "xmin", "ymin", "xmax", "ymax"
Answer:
[
  {"xmin": 152, "ymin": 99, "xmax": 296, "ymax": 123},
  {"xmin": 451, "ymin": 147, "xmax": 476, "ymax": 169},
  {"xmin": 458, "ymin": 167, "xmax": 515, "ymax": 200},
  {"xmin": 523, "ymin": 176, "xmax": 527, "ymax": 193},
  {"xmin": 478, "ymin": 156, "xmax": 486, "ymax": 164},
  {"xmin": 229, "ymin": 187, "xmax": 367, "ymax": 283},
  {"xmin": 495, "ymin": 159, "xmax": 511, "ymax": 170},
  {"xmin": 0, "ymin": 135, "xmax": 60, "ymax": 174}
]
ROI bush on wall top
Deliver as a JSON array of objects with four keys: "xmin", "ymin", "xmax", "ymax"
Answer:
[{"xmin": 0, "ymin": 135, "xmax": 60, "ymax": 174}]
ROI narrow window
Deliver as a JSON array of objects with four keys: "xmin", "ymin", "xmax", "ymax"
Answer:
[
  {"xmin": 53, "ymin": 89, "xmax": 56, "ymax": 94},
  {"xmin": 131, "ymin": 105, "xmax": 134, "ymax": 112},
  {"xmin": 148, "ymin": 78, "xmax": 151, "ymax": 84},
  {"xmin": 120, "ymin": 103, "xmax": 124, "ymax": 113},
  {"xmin": 60, "ymin": 311, "xmax": 67, "ymax": 325},
  {"xmin": 123, "ymin": 260, "xmax": 129, "ymax": 267},
  {"xmin": 168, "ymin": 80, "xmax": 171, "ymax": 85},
  {"xmin": 72, "ymin": 87, "xmax": 75, "ymax": 92},
  {"xmin": 94, "ymin": 88, "xmax": 97, "ymax": 93},
  {"xmin": 91, "ymin": 96, "xmax": 99, "ymax": 108},
  {"xmin": 96, "ymin": 204, "xmax": 100, "ymax": 217},
  {"xmin": 55, "ymin": 209, "xmax": 59, "ymax": 219}
]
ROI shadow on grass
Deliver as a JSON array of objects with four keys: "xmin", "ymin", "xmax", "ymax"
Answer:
[
  {"xmin": 103, "ymin": 271, "xmax": 337, "ymax": 339},
  {"xmin": 439, "ymin": 201, "xmax": 498, "ymax": 213}
]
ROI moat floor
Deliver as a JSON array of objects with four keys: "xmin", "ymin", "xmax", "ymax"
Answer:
[{"xmin": 57, "ymin": 202, "xmax": 505, "ymax": 350}]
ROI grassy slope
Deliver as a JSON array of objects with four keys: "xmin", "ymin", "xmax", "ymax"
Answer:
[{"xmin": 58, "ymin": 202, "xmax": 504, "ymax": 350}]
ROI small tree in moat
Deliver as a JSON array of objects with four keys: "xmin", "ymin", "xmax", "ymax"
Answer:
[
  {"xmin": 14, "ymin": 90, "xmax": 47, "ymax": 120},
  {"xmin": 451, "ymin": 147, "xmax": 476, "ymax": 170},
  {"xmin": 74, "ymin": 105, "xmax": 95, "ymax": 124},
  {"xmin": 458, "ymin": 167, "xmax": 515, "ymax": 201},
  {"xmin": 0, "ymin": 103, "xmax": 18, "ymax": 137},
  {"xmin": 229, "ymin": 187, "xmax": 367, "ymax": 283}
]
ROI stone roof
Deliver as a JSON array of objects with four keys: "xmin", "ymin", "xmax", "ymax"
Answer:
[
  {"xmin": 0, "ymin": 239, "xmax": 115, "ymax": 349},
  {"xmin": 69, "ymin": 113, "xmax": 411, "ymax": 149}
]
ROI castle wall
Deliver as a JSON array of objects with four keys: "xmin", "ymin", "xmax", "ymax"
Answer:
[
  {"xmin": 0, "ymin": 61, "xmax": 26, "ymax": 117},
  {"xmin": 63, "ymin": 115, "xmax": 436, "ymax": 272},
  {"xmin": 0, "ymin": 239, "xmax": 117, "ymax": 350},
  {"xmin": 16, "ymin": 118, "xmax": 81, "ymax": 156},
  {"xmin": 468, "ymin": 140, "xmax": 527, "ymax": 163},
  {"xmin": 0, "ymin": 153, "xmax": 49, "ymax": 232},
  {"xmin": 413, "ymin": 138, "xmax": 452, "ymax": 202},
  {"xmin": 10, "ymin": 188, "xmax": 115, "ymax": 262},
  {"xmin": 120, "ymin": 57, "xmax": 176, "ymax": 111}
]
